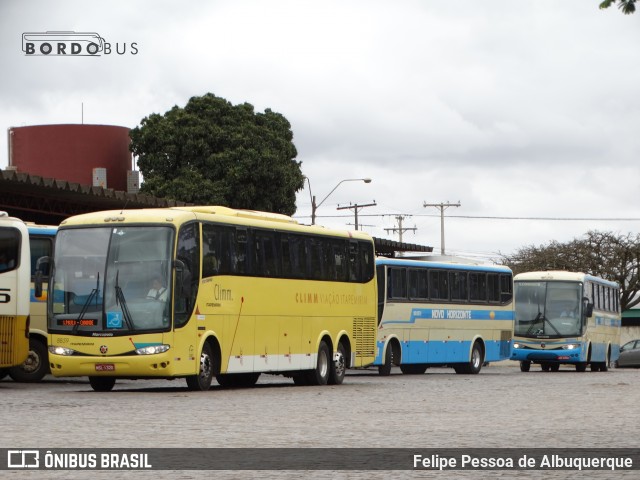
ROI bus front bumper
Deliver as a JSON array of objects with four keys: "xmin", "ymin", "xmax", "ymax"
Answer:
[
  {"xmin": 48, "ymin": 351, "xmax": 179, "ymax": 378},
  {"xmin": 510, "ymin": 342, "xmax": 585, "ymax": 364}
]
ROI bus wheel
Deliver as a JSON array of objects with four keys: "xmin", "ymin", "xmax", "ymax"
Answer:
[
  {"xmin": 328, "ymin": 342, "xmax": 346, "ymax": 385},
  {"xmin": 575, "ymin": 363, "xmax": 587, "ymax": 372},
  {"xmin": 519, "ymin": 361, "xmax": 531, "ymax": 372},
  {"xmin": 455, "ymin": 342, "xmax": 483, "ymax": 374},
  {"xmin": 0, "ymin": 368, "xmax": 8, "ymax": 381},
  {"xmin": 305, "ymin": 341, "xmax": 330, "ymax": 386},
  {"xmin": 216, "ymin": 373, "xmax": 260, "ymax": 388},
  {"xmin": 186, "ymin": 343, "xmax": 215, "ymax": 391},
  {"xmin": 550, "ymin": 364, "xmax": 560, "ymax": 372},
  {"xmin": 292, "ymin": 374, "xmax": 308, "ymax": 386},
  {"xmin": 541, "ymin": 363, "xmax": 550, "ymax": 372},
  {"xmin": 400, "ymin": 364, "xmax": 427, "ymax": 375},
  {"xmin": 89, "ymin": 376, "xmax": 116, "ymax": 392},
  {"xmin": 378, "ymin": 344, "xmax": 394, "ymax": 376},
  {"xmin": 9, "ymin": 338, "xmax": 49, "ymax": 382}
]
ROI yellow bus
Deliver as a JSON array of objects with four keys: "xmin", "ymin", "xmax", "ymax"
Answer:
[
  {"xmin": 511, "ymin": 271, "xmax": 621, "ymax": 372},
  {"xmin": 0, "ymin": 212, "xmax": 31, "ymax": 376},
  {"xmin": 46, "ymin": 206, "xmax": 377, "ymax": 391}
]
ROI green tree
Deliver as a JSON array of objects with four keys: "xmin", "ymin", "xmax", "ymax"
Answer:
[
  {"xmin": 130, "ymin": 93, "xmax": 304, "ymax": 215},
  {"xmin": 502, "ymin": 231, "xmax": 640, "ymax": 311},
  {"xmin": 599, "ymin": 0, "xmax": 636, "ymax": 14}
]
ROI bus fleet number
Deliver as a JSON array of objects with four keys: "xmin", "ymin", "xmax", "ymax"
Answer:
[{"xmin": 0, "ymin": 288, "xmax": 11, "ymax": 304}]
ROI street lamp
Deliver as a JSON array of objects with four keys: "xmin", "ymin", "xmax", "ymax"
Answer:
[{"xmin": 306, "ymin": 177, "xmax": 372, "ymax": 225}]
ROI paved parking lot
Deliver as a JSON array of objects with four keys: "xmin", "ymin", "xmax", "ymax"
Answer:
[{"xmin": 2, "ymin": 362, "xmax": 638, "ymax": 479}]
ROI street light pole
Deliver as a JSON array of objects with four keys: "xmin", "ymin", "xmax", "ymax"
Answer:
[{"xmin": 307, "ymin": 177, "xmax": 372, "ymax": 225}]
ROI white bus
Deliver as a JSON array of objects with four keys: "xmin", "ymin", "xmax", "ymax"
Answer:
[
  {"xmin": 511, "ymin": 271, "xmax": 621, "ymax": 372},
  {"xmin": 0, "ymin": 212, "xmax": 31, "ymax": 377},
  {"xmin": 374, "ymin": 257, "xmax": 514, "ymax": 375}
]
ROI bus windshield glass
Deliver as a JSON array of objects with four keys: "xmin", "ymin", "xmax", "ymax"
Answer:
[
  {"xmin": 49, "ymin": 226, "xmax": 174, "ymax": 334},
  {"xmin": 514, "ymin": 281, "xmax": 582, "ymax": 338}
]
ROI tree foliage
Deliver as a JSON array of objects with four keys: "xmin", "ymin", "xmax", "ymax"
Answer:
[
  {"xmin": 501, "ymin": 231, "xmax": 640, "ymax": 311},
  {"xmin": 130, "ymin": 93, "xmax": 304, "ymax": 215},
  {"xmin": 599, "ymin": 0, "xmax": 636, "ymax": 14}
]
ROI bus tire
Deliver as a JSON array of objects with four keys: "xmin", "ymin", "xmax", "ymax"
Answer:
[
  {"xmin": 541, "ymin": 363, "xmax": 551, "ymax": 372},
  {"xmin": 519, "ymin": 361, "xmax": 531, "ymax": 372},
  {"xmin": 89, "ymin": 376, "xmax": 116, "ymax": 392},
  {"xmin": 216, "ymin": 372, "xmax": 260, "ymax": 388},
  {"xmin": 378, "ymin": 344, "xmax": 394, "ymax": 376},
  {"xmin": 455, "ymin": 342, "xmax": 483, "ymax": 374},
  {"xmin": 0, "ymin": 368, "xmax": 8, "ymax": 380},
  {"xmin": 328, "ymin": 342, "xmax": 346, "ymax": 385},
  {"xmin": 186, "ymin": 342, "xmax": 215, "ymax": 391},
  {"xmin": 550, "ymin": 364, "xmax": 560, "ymax": 372},
  {"xmin": 292, "ymin": 374, "xmax": 308, "ymax": 386},
  {"xmin": 305, "ymin": 340, "xmax": 330, "ymax": 386},
  {"xmin": 575, "ymin": 363, "xmax": 587, "ymax": 372},
  {"xmin": 9, "ymin": 337, "xmax": 49, "ymax": 382},
  {"xmin": 400, "ymin": 364, "xmax": 427, "ymax": 375}
]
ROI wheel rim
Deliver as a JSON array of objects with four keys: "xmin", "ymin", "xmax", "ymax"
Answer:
[
  {"xmin": 22, "ymin": 351, "xmax": 41, "ymax": 374},
  {"xmin": 472, "ymin": 347, "xmax": 481, "ymax": 368},
  {"xmin": 318, "ymin": 350, "xmax": 329, "ymax": 378},
  {"xmin": 334, "ymin": 351, "xmax": 345, "ymax": 378},
  {"xmin": 200, "ymin": 352, "xmax": 212, "ymax": 381}
]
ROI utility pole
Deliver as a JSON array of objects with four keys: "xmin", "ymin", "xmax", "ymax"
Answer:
[
  {"xmin": 336, "ymin": 201, "xmax": 377, "ymax": 230},
  {"xmin": 384, "ymin": 215, "xmax": 416, "ymax": 243},
  {"xmin": 423, "ymin": 201, "xmax": 461, "ymax": 255}
]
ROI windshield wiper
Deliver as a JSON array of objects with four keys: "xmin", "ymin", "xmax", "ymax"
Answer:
[
  {"xmin": 526, "ymin": 311, "xmax": 544, "ymax": 335},
  {"xmin": 72, "ymin": 273, "xmax": 100, "ymax": 335},
  {"xmin": 115, "ymin": 270, "xmax": 135, "ymax": 332}
]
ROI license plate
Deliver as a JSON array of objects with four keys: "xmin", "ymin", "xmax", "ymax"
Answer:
[{"xmin": 95, "ymin": 363, "xmax": 115, "ymax": 372}]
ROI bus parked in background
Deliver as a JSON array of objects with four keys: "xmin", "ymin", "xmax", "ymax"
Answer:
[
  {"xmin": 46, "ymin": 206, "xmax": 377, "ymax": 391},
  {"xmin": 0, "ymin": 212, "xmax": 30, "ymax": 377},
  {"xmin": 511, "ymin": 271, "xmax": 621, "ymax": 372},
  {"xmin": 374, "ymin": 257, "xmax": 514, "ymax": 375},
  {"xmin": 6, "ymin": 224, "xmax": 57, "ymax": 382}
]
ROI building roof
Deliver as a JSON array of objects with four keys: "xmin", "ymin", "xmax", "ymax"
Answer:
[
  {"xmin": 0, "ymin": 169, "xmax": 189, "ymax": 225},
  {"xmin": 373, "ymin": 237, "xmax": 433, "ymax": 257},
  {"xmin": 1, "ymin": 169, "xmax": 435, "ymax": 256}
]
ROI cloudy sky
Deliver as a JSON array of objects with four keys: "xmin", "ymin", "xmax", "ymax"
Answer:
[{"xmin": 1, "ymin": 0, "xmax": 639, "ymax": 262}]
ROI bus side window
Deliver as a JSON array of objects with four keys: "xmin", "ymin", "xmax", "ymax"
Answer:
[
  {"xmin": 174, "ymin": 222, "xmax": 200, "ymax": 328},
  {"xmin": 0, "ymin": 228, "xmax": 20, "ymax": 273}
]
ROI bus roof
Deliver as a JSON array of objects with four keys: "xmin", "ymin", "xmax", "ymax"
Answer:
[
  {"xmin": 59, "ymin": 206, "xmax": 374, "ymax": 242},
  {"xmin": 514, "ymin": 271, "xmax": 619, "ymax": 288},
  {"xmin": 26, "ymin": 224, "xmax": 58, "ymax": 235},
  {"xmin": 375, "ymin": 256, "xmax": 512, "ymax": 274}
]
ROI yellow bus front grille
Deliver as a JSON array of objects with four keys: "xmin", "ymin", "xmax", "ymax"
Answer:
[
  {"xmin": 0, "ymin": 315, "xmax": 20, "ymax": 367},
  {"xmin": 353, "ymin": 316, "xmax": 376, "ymax": 358}
]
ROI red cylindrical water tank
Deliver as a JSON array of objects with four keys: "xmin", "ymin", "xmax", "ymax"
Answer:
[{"xmin": 9, "ymin": 124, "xmax": 131, "ymax": 192}]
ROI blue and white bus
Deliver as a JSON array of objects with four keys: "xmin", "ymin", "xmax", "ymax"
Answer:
[
  {"xmin": 6, "ymin": 224, "xmax": 57, "ymax": 382},
  {"xmin": 511, "ymin": 271, "xmax": 621, "ymax": 372},
  {"xmin": 374, "ymin": 257, "xmax": 514, "ymax": 375}
]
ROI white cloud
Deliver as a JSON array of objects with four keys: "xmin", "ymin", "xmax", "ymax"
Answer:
[{"xmin": 1, "ymin": 0, "xmax": 640, "ymax": 258}]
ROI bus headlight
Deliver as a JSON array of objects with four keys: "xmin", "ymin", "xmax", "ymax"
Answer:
[
  {"xmin": 513, "ymin": 342, "xmax": 523, "ymax": 349},
  {"xmin": 135, "ymin": 345, "xmax": 170, "ymax": 355},
  {"xmin": 49, "ymin": 346, "xmax": 75, "ymax": 356},
  {"xmin": 562, "ymin": 343, "xmax": 580, "ymax": 350}
]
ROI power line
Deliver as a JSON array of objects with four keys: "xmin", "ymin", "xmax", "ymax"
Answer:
[{"xmin": 294, "ymin": 213, "xmax": 640, "ymax": 221}]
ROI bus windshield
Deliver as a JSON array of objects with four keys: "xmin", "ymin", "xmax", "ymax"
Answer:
[
  {"xmin": 49, "ymin": 226, "xmax": 174, "ymax": 334},
  {"xmin": 514, "ymin": 281, "xmax": 582, "ymax": 338}
]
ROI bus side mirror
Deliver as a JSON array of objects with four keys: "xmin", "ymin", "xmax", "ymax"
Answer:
[
  {"xmin": 34, "ymin": 270, "xmax": 43, "ymax": 298},
  {"xmin": 583, "ymin": 297, "xmax": 594, "ymax": 318},
  {"xmin": 34, "ymin": 256, "xmax": 50, "ymax": 298}
]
